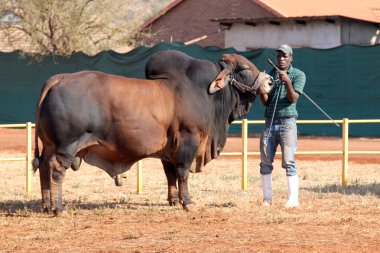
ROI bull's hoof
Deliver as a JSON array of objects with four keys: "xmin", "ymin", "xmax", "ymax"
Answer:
[
  {"xmin": 183, "ymin": 203, "xmax": 196, "ymax": 212},
  {"xmin": 52, "ymin": 206, "xmax": 67, "ymax": 217},
  {"xmin": 71, "ymin": 157, "xmax": 82, "ymax": 171},
  {"xmin": 41, "ymin": 202, "xmax": 50, "ymax": 213},
  {"xmin": 114, "ymin": 175, "xmax": 123, "ymax": 187},
  {"xmin": 53, "ymin": 209, "xmax": 69, "ymax": 217},
  {"xmin": 168, "ymin": 198, "xmax": 180, "ymax": 206}
]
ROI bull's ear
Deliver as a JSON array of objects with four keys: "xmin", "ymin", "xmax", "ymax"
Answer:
[{"xmin": 209, "ymin": 69, "xmax": 231, "ymax": 94}]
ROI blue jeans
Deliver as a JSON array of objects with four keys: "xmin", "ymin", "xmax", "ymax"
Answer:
[{"xmin": 260, "ymin": 117, "xmax": 298, "ymax": 176}]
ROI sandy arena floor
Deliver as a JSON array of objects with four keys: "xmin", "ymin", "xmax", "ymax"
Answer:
[{"xmin": 0, "ymin": 128, "xmax": 379, "ymax": 252}]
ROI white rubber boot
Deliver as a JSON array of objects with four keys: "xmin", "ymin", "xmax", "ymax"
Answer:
[
  {"xmin": 285, "ymin": 175, "xmax": 299, "ymax": 208},
  {"xmin": 261, "ymin": 174, "xmax": 272, "ymax": 206}
]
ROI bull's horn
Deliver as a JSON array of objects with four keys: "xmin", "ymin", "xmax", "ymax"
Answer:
[{"xmin": 208, "ymin": 69, "xmax": 231, "ymax": 94}]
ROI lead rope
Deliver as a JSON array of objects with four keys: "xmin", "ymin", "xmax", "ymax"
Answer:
[{"xmin": 265, "ymin": 76, "xmax": 282, "ymax": 144}]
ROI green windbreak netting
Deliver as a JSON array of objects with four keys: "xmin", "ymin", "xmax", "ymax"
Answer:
[{"xmin": 0, "ymin": 42, "xmax": 379, "ymax": 136}]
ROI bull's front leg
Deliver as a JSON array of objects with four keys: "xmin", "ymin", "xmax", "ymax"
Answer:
[
  {"xmin": 177, "ymin": 166, "xmax": 192, "ymax": 210},
  {"xmin": 176, "ymin": 135, "xmax": 199, "ymax": 211},
  {"xmin": 162, "ymin": 161, "xmax": 179, "ymax": 206}
]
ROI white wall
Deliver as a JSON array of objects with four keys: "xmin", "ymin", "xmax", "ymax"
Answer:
[
  {"xmin": 341, "ymin": 20, "xmax": 380, "ymax": 45},
  {"xmin": 225, "ymin": 20, "xmax": 342, "ymax": 50}
]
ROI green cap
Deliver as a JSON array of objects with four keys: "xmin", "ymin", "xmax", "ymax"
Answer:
[{"xmin": 276, "ymin": 44, "xmax": 293, "ymax": 55}]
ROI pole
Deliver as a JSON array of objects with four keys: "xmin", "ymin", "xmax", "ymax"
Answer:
[
  {"xmin": 26, "ymin": 122, "xmax": 32, "ymax": 195},
  {"xmin": 302, "ymin": 93, "xmax": 340, "ymax": 127},
  {"xmin": 137, "ymin": 160, "xmax": 143, "ymax": 194},
  {"xmin": 342, "ymin": 118, "xmax": 349, "ymax": 187},
  {"xmin": 241, "ymin": 119, "xmax": 248, "ymax": 191},
  {"xmin": 267, "ymin": 58, "xmax": 339, "ymax": 127}
]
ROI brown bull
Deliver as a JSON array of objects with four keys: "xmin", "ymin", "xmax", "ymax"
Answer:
[{"xmin": 33, "ymin": 50, "xmax": 272, "ymax": 214}]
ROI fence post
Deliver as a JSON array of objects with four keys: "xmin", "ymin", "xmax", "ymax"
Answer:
[
  {"xmin": 137, "ymin": 160, "xmax": 143, "ymax": 194},
  {"xmin": 342, "ymin": 118, "xmax": 349, "ymax": 187},
  {"xmin": 241, "ymin": 119, "xmax": 248, "ymax": 191},
  {"xmin": 26, "ymin": 122, "xmax": 32, "ymax": 195}
]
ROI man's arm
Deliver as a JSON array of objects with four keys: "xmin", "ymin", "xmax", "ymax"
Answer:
[{"xmin": 279, "ymin": 71, "xmax": 299, "ymax": 103}]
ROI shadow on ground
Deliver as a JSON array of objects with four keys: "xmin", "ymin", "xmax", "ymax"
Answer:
[
  {"xmin": 0, "ymin": 199, "xmax": 41, "ymax": 214},
  {"xmin": 305, "ymin": 182, "xmax": 380, "ymax": 196},
  {"xmin": 0, "ymin": 199, "xmax": 172, "ymax": 215}
]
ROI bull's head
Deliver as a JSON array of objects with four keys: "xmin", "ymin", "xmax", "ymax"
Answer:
[{"xmin": 209, "ymin": 54, "xmax": 273, "ymax": 95}]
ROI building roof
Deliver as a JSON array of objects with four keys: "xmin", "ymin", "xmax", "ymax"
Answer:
[
  {"xmin": 140, "ymin": 0, "xmax": 183, "ymax": 29},
  {"xmin": 139, "ymin": 0, "xmax": 276, "ymax": 47},
  {"xmin": 214, "ymin": 15, "xmax": 380, "ymax": 28},
  {"xmin": 255, "ymin": 0, "xmax": 380, "ymax": 23},
  {"xmin": 142, "ymin": 0, "xmax": 380, "ymax": 30}
]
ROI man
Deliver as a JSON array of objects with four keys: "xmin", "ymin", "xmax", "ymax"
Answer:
[{"xmin": 259, "ymin": 44, "xmax": 306, "ymax": 208}]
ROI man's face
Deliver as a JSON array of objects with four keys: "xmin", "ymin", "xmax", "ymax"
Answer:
[{"xmin": 276, "ymin": 51, "xmax": 292, "ymax": 71}]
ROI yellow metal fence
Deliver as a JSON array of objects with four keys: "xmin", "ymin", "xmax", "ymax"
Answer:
[
  {"xmin": 1, "ymin": 119, "xmax": 379, "ymax": 194},
  {"xmin": 0, "ymin": 122, "xmax": 33, "ymax": 194},
  {"xmin": 228, "ymin": 119, "xmax": 380, "ymax": 191}
]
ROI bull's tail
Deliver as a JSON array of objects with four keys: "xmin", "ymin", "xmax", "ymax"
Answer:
[
  {"xmin": 32, "ymin": 128, "xmax": 39, "ymax": 172},
  {"xmin": 32, "ymin": 75, "xmax": 64, "ymax": 172}
]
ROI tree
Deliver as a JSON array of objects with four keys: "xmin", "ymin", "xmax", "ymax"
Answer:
[{"xmin": 0, "ymin": 0, "xmax": 149, "ymax": 59}]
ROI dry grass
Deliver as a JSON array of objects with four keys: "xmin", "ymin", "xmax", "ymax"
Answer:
[{"xmin": 1, "ymin": 152, "xmax": 380, "ymax": 252}]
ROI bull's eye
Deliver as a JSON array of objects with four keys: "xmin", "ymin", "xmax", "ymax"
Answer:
[
  {"xmin": 239, "ymin": 69, "xmax": 250, "ymax": 77},
  {"xmin": 236, "ymin": 69, "xmax": 254, "ymax": 86}
]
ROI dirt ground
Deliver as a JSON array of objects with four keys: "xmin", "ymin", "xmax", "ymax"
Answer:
[{"xmin": 0, "ymin": 128, "xmax": 379, "ymax": 252}]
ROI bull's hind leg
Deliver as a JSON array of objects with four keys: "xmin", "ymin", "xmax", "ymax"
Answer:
[
  {"xmin": 48, "ymin": 152, "xmax": 69, "ymax": 215},
  {"xmin": 38, "ymin": 148, "xmax": 51, "ymax": 212},
  {"xmin": 162, "ymin": 161, "xmax": 179, "ymax": 206},
  {"xmin": 38, "ymin": 146, "xmax": 69, "ymax": 214},
  {"xmin": 49, "ymin": 143, "xmax": 84, "ymax": 214}
]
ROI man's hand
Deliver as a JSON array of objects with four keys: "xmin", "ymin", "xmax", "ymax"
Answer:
[
  {"xmin": 278, "ymin": 70, "xmax": 299, "ymax": 103},
  {"xmin": 279, "ymin": 70, "xmax": 291, "ymax": 84}
]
